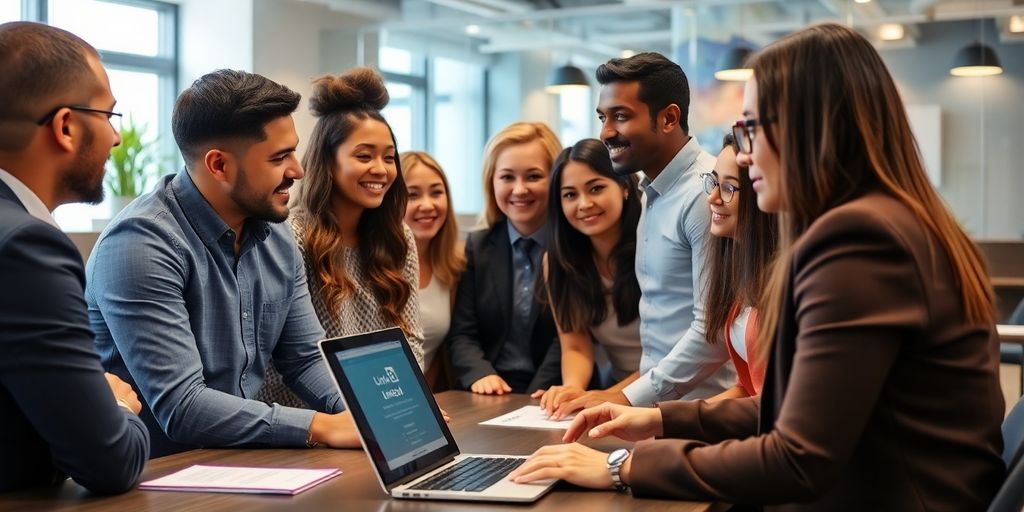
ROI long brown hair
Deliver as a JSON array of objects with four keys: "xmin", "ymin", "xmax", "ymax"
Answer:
[
  {"xmin": 299, "ymin": 67, "xmax": 412, "ymax": 332},
  {"xmin": 703, "ymin": 133, "xmax": 778, "ymax": 345},
  {"xmin": 545, "ymin": 139, "xmax": 641, "ymax": 333},
  {"xmin": 400, "ymin": 151, "xmax": 466, "ymax": 290},
  {"xmin": 752, "ymin": 23, "xmax": 995, "ymax": 361},
  {"xmin": 481, "ymin": 122, "xmax": 562, "ymax": 227}
]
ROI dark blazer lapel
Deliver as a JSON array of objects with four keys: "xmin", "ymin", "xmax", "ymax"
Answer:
[{"xmin": 484, "ymin": 220, "xmax": 514, "ymax": 349}]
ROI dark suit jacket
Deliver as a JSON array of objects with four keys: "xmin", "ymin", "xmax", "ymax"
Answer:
[
  {"xmin": 446, "ymin": 220, "xmax": 561, "ymax": 393},
  {"xmin": 628, "ymin": 192, "xmax": 1004, "ymax": 511},
  {"xmin": 0, "ymin": 180, "xmax": 149, "ymax": 494}
]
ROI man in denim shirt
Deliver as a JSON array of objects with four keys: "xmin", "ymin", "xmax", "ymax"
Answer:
[{"xmin": 86, "ymin": 70, "xmax": 359, "ymax": 457}]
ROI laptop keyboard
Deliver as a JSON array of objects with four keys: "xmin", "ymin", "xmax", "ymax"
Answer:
[{"xmin": 409, "ymin": 457, "xmax": 526, "ymax": 493}]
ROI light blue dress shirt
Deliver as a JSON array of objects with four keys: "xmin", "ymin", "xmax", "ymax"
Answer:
[
  {"xmin": 86, "ymin": 171, "xmax": 341, "ymax": 456},
  {"xmin": 622, "ymin": 138, "xmax": 735, "ymax": 406}
]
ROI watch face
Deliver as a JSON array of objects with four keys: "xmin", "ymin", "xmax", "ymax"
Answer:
[{"xmin": 608, "ymin": 448, "xmax": 630, "ymax": 465}]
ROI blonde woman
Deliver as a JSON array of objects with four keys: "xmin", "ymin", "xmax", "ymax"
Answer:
[
  {"xmin": 445, "ymin": 122, "xmax": 563, "ymax": 394},
  {"xmin": 402, "ymin": 151, "xmax": 465, "ymax": 390}
]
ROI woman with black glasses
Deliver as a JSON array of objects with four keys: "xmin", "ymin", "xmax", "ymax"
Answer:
[{"xmin": 699, "ymin": 133, "xmax": 777, "ymax": 401}]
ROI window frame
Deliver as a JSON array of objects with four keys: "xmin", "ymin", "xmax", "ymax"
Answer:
[
  {"xmin": 380, "ymin": 44, "xmax": 489, "ymax": 214},
  {"xmin": 17, "ymin": 0, "xmax": 179, "ymax": 231}
]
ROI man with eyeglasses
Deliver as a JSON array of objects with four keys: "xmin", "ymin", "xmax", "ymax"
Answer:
[
  {"xmin": 0, "ymin": 21, "xmax": 149, "ymax": 494},
  {"xmin": 559, "ymin": 52, "xmax": 734, "ymax": 412}
]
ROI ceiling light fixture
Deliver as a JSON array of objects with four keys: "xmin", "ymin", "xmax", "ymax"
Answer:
[
  {"xmin": 545, "ymin": 64, "xmax": 590, "ymax": 93},
  {"xmin": 949, "ymin": 42, "xmax": 1003, "ymax": 76},
  {"xmin": 878, "ymin": 23, "xmax": 905, "ymax": 41},
  {"xmin": 1010, "ymin": 15, "xmax": 1024, "ymax": 33},
  {"xmin": 714, "ymin": 47, "xmax": 754, "ymax": 82}
]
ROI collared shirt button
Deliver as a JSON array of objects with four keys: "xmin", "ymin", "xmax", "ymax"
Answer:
[{"xmin": 242, "ymin": 311, "xmax": 249, "ymax": 319}]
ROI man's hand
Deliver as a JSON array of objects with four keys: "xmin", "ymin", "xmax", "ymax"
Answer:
[
  {"xmin": 470, "ymin": 374, "xmax": 512, "ymax": 395},
  {"xmin": 105, "ymin": 372, "xmax": 142, "ymax": 414},
  {"xmin": 548, "ymin": 389, "xmax": 630, "ymax": 420},
  {"xmin": 308, "ymin": 411, "xmax": 361, "ymax": 448},
  {"xmin": 562, "ymin": 402, "xmax": 663, "ymax": 443},
  {"xmin": 531, "ymin": 385, "xmax": 585, "ymax": 417}
]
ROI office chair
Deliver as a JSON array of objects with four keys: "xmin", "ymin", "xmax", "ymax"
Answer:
[{"xmin": 988, "ymin": 395, "xmax": 1024, "ymax": 512}]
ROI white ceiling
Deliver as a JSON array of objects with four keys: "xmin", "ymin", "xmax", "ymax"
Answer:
[{"xmin": 300, "ymin": 0, "xmax": 1024, "ymax": 58}]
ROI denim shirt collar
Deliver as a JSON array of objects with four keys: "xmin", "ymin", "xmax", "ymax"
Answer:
[
  {"xmin": 639, "ymin": 136, "xmax": 705, "ymax": 201},
  {"xmin": 170, "ymin": 169, "xmax": 271, "ymax": 250}
]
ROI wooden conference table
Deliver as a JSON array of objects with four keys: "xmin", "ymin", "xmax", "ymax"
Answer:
[{"xmin": 3, "ymin": 391, "xmax": 715, "ymax": 512}]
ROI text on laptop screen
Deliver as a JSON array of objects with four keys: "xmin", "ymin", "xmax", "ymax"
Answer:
[{"xmin": 336, "ymin": 340, "xmax": 448, "ymax": 470}]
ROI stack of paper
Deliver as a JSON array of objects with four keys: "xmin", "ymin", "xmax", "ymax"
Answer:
[
  {"xmin": 140, "ymin": 465, "xmax": 341, "ymax": 495},
  {"xmin": 479, "ymin": 405, "xmax": 576, "ymax": 430}
]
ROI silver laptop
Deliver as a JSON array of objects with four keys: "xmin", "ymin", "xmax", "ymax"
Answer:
[{"xmin": 319, "ymin": 327, "xmax": 557, "ymax": 502}]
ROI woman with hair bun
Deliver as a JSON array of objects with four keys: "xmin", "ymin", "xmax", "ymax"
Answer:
[{"xmin": 257, "ymin": 67, "xmax": 424, "ymax": 408}]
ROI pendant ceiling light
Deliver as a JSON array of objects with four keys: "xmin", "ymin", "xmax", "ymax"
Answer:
[
  {"xmin": 545, "ymin": 64, "xmax": 590, "ymax": 93},
  {"xmin": 714, "ymin": 47, "xmax": 755, "ymax": 82},
  {"xmin": 949, "ymin": 41, "xmax": 1003, "ymax": 77}
]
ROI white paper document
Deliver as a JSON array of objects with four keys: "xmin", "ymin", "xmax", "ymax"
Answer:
[
  {"xmin": 479, "ymin": 405, "xmax": 575, "ymax": 430},
  {"xmin": 139, "ymin": 465, "xmax": 341, "ymax": 495}
]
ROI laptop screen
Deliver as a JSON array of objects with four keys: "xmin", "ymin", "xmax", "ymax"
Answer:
[{"xmin": 320, "ymin": 328, "xmax": 458, "ymax": 488}]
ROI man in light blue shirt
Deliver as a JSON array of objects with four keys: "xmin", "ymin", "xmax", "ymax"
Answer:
[
  {"xmin": 86, "ymin": 70, "xmax": 360, "ymax": 457},
  {"xmin": 562, "ymin": 52, "xmax": 734, "ymax": 409}
]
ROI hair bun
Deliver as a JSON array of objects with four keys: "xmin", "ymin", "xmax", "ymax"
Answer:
[{"xmin": 308, "ymin": 67, "xmax": 389, "ymax": 117}]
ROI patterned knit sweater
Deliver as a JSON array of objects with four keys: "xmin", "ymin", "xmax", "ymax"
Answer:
[{"xmin": 256, "ymin": 210, "xmax": 425, "ymax": 408}]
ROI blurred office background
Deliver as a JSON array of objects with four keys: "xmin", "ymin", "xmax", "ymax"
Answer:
[{"xmin": 5, "ymin": 0, "xmax": 1021, "ymax": 239}]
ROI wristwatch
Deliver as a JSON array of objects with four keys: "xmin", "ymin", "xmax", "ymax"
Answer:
[{"xmin": 606, "ymin": 448, "xmax": 630, "ymax": 492}]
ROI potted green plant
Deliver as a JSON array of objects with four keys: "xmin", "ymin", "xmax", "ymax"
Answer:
[{"xmin": 104, "ymin": 116, "xmax": 160, "ymax": 218}]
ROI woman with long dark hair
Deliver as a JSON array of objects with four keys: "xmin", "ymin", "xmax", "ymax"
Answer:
[
  {"xmin": 510, "ymin": 23, "xmax": 1003, "ymax": 510},
  {"xmin": 531, "ymin": 139, "xmax": 643, "ymax": 418},
  {"xmin": 700, "ymin": 133, "xmax": 777, "ymax": 400}
]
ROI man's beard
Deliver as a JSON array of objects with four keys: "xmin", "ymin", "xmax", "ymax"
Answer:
[
  {"xmin": 63, "ymin": 124, "xmax": 106, "ymax": 204},
  {"xmin": 231, "ymin": 163, "xmax": 291, "ymax": 224}
]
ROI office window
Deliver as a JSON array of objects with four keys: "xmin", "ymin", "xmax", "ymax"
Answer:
[
  {"xmin": 379, "ymin": 46, "xmax": 486, "ymax": 215},
  {"xmin": 383, "ymin": 82, "xmax": 415, "ymax": 154},
  {"xmin": 24, "ymin": 0, "xmax": 179, "ymax": 232},
  {"xmin": 380, "ymin": 46, "xmax": 416, "ymax": 75},
  {"xmin": 559, "ymin": 87, "xmax": 593, "ymax": 147},
  {"xmin": 0, "ymin": 2, "xmax": 20, "ymax": 23},
  {"xmin": 431, "ymin": 57, "xmax": 485, "ymax": 214},
  {"xmin": 49, "ymin": 0, "xmax": 161, "ymax": 56}
]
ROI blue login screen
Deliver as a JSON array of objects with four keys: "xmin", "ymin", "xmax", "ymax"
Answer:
[{"xmin": 336, "ymin": 341, "xmax": 448, "ymax": 470}]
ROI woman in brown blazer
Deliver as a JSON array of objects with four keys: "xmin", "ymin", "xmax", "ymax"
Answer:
[{"xmin": 509, "ymin": 23, "xmax": 1005, "ymax": 511}]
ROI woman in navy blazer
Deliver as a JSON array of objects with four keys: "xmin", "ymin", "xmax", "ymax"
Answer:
[{"xmin": 446, "ymin": 122, "xmax": 564, "ymax": 394}]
